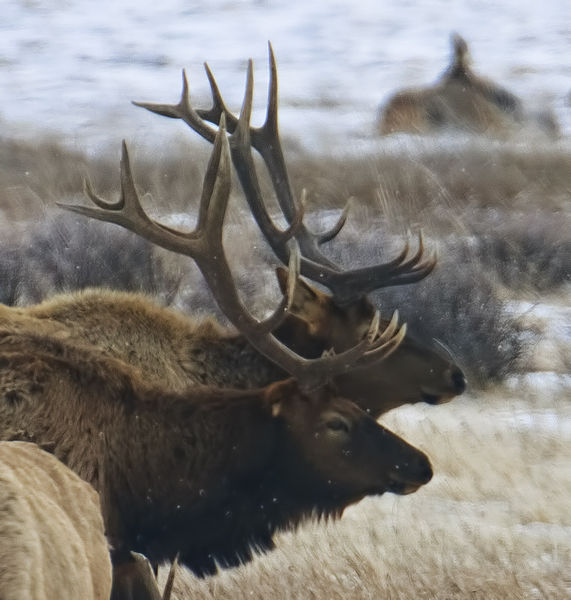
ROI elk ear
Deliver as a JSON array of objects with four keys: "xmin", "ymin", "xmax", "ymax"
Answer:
[
  {"xmin": 451, "ymin": 32, "xmax": 470, "ymax": 69},
  {"xmin": 263, "ymin": 378, "xmax": 299, "ymax": 417},
  {"xmin": 275, "ymin": 267, "xmax": 322, "ymax": 315}
]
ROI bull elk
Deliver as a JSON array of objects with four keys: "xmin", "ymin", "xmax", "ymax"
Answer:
[
  {"xmin": 0, "ymin": 45, "xmax": 465, "ymax": 415},
  {"xmin": 378, "ymin": 33, "xmax": 559, "ymax": 138},
  {"xmin": 0, "ymin": 441, "xmax": 112, "ymax": 600}
]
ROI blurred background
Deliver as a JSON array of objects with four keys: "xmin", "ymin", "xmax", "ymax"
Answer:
[
  {"xmin": 1, "ymin": 0, "xmax": 569, "ymax": 153},
  {"xmin": 0, "ymin": 3, "xmax": 569, "ymax": 598}
]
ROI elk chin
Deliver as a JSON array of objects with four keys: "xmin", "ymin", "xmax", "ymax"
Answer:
[
  {"xmin": 386, "ymin": 459, "xmax": 433, "ymax": 496},
  {"xmin": 386, "ymin": 479, "xmax": 426, "ymax": 495}
]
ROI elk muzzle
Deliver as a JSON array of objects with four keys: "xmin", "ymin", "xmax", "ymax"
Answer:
[
  {"xmin": 386, "ymin": 451, "xmax": 433, "ymax": 495},
  {"xmin": 421, "ymin": 366, "xmax": 467, "ymax": 404}
]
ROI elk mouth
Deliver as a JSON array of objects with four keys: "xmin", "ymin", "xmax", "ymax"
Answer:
[
  {"xmin": 420, "ymin": 369, "xmax": 466, "ymax": 404},
  {"xmin": 387, "ymin": 479, "xmax": 425, "ymax": 495},
  {"xmin": 420, "ymin": 390, "xmax": 447, "ymax": 405},
  {"xmin": 420, "ymin": 387, "xmax": 460, "ymax": 405}
]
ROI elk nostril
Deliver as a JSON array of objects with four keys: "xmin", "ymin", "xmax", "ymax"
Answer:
[
  {"xmin": 419, "ymin": 458, "xmax": 433, "ymax": 484},
  {"xmin": 451, "ymin": 368, "xmax": 466, "ymax": 394}
]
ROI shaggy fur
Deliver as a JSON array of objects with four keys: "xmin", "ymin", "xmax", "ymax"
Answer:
[
  {"xmin": 0, "ymin": 330, "xmax": 432, "ymax": 579},
  {"xmin": 0, "ymin": 441, "xmax": 112, "ymax": 600}
]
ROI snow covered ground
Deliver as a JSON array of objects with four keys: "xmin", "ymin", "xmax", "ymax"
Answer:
[{"xmin": 1, "ymin": 0, "xmax": 569, "ymax": 153}]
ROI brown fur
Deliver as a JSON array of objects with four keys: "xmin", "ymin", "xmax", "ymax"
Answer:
[
  {"xmin": 0, "ymin": 328, "xmax": 432, "ymax": 579},
  {"xmin": 0, "ymin": 277, "xmax": 465, "ymax": 417},
  {"xmin": 378, "ymin": 34, "xmax": 559, "ymax": 138},
  {"xmin": 0, "ymin": 441, "xmax": 112, "ymax": 600}
]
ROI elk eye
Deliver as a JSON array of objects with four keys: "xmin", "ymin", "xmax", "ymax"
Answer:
[{"xmin": 326, "ymin": 417, "xmax": 350, "ymax": 434}]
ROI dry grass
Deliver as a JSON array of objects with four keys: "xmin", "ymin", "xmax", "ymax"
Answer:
[
  {"xmin": 287, "ymin": 139, "xmax": 571, "ymax": 218},
  {"xmin": 2, "ymin": 135, "xmax": 569, "ymax": 219},
  {"xmin": 0, "ymin": 133, "xmax": 569, "ymax": 598}
]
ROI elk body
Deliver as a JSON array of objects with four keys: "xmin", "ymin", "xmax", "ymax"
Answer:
[
  {"xmin": 0, "ymin": 277, "xmax": 465, "ymax": 417},
  {"xmin": 0, "ymin": 441, "xmax": 112, "ymax": 600},
  {"xmin": 0, "ymin": 330, "xmax": 432, "ymax": 578},
  {"xmin": 378, "ymin": 34, "xmax": 559, "ymax": 138}
]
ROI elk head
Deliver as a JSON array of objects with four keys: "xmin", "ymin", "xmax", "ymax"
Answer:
[
  {"xmin": 274, "ymin": 267, "xmax": 465, "ymax": 416},
  {"xmin": 266, "ymin": 379, "xmax": 433, "ymax": 503}
]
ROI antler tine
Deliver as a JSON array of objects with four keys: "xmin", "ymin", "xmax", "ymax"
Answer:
[
  {"xmin": 64, "ymin": 142, "xmax": 181, "ymax": 242},
  {"xmin": 360, "ymin": 322, "xmax": 407, "ymax": 366},
  {"xmin": 83, "ymin": 175, "xmax": 123, "ymax": 211},
  {"xmin": 249, "ymin": 44, "xmax": 343, "ymax": 258},
  {"xmin": 263, "ymin": 41, "xmax": 279, "ymax": 137},
  {"xmin": 234, "ymin": 60, "xmax": 255, "ymax": 143},
  {"xmin": 227, "ymin": 58, "xmax": 304, "ymax": 249},
  {"xmin": 301, "ymin": 314, "xmax": 407, "ymax": 390},
  {"xmin": 383, "ymin": 230, "xmax": 436, "ymax": 276},
  {"xmin": 198, "ymin": 62, "xmax": 239, "ymax": 133},
  {"xmin": 197, "ymin": 114, "xmax": 233, "ymax": 243},
  {"xmin": 253, "ymin": 242, "xmax": 301, "ymax": 335},
  {"xmin": 344, "ymin": 308, "xmax": 406, "ymax": 365},
  {"xmin": 321, "ymin": 231, "xmax": 438, "ymax": 305},
  {"xmin": 59, "ymin": 142, "xmax": 203, "ymax": 257},
  {"xmin": 373, "ymin": 310, "xmax": 400, "ymax": 346},
  {"xmin": 133, "ymin": 70, "xmax": 218, "ymax": 144},
  {"xmin": 316, "ymin": 196, "xmax": 352, "ymax": 246}
]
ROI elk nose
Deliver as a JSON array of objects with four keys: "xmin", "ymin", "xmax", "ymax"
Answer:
[
  {"xmin": 389, "ymin": 454, "xmax": 433, "ymax": 495},
  {"xmin": 451, "ymin": 367, "xmax": 466, "ymax": 394},
  {"xmin": 416, "ymin": 455, "xmax": 433, "ymax": 484}
]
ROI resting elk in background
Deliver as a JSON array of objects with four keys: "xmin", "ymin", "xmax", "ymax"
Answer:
[
  {"xmin": 378, "ymin": 33, "xmax": 559, "ymax": 138},
  {"xmin": 0, "ymin": 46, "xmax": 465, "ymax": 417},
  {"xmin": 0, "ymin": 120, "xmax": 433, "ymax": 587},
  {"xmin": 0, "ymin": 441, "xmax": 112, "ymax": 600}
]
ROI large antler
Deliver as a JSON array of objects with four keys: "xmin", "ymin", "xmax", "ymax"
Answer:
[
  {"xmin": 132, "ymin": 44, "xmax": 436, "ymax": 305},
  {"xmin": 59, "ymin": 120, "xmax": 405, "ymax": 391}
]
